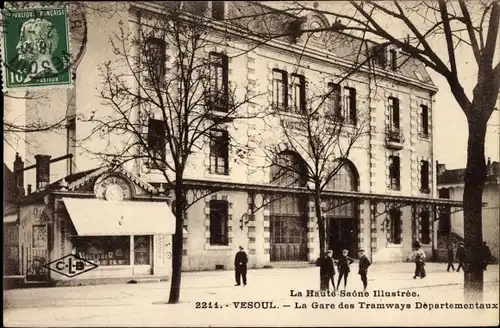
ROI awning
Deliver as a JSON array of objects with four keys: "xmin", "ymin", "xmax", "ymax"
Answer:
[
  {"xmin": 3, "ymin": 214, "xmax": 17, "ymax": 224},
  {"xmin": 62, "ymin": 198, "xmax": 176, "ymax": 236}
]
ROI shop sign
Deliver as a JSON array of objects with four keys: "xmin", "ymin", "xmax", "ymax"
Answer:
[{"xmin": 44, "ymin": 254, "xmax": 98, "ymax": 278}]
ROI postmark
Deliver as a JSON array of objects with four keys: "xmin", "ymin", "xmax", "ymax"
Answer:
[
  {"xmin": 44, "ymin": 254, "xmax": 98, "ymax": 278},
  {"xmin": 1, "ymin": 6, "xmax": 72, "ymax": 90}
]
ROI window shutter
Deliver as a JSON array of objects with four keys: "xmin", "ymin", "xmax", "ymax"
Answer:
[
  {"xmin": 222, "ymin": 54, "xmax": 229, "ymax": 97},
  {"xmin": 283, "ymin": 72, "xmax": 289, "ymax": 109},
  {"xmin": 349, "ymin": 88, "xmax": 357, "ymax": 122},
  {"xmin": 223, "ymin": 130, "xmax": 229, "ymax": 173},
  {"xmin": 336, "ymin": 84, "xmax": 342, "ymax": 116}
]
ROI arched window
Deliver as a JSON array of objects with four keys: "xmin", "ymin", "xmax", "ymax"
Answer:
[
  {"xmin": 270, "ymin": 151, "xmax": 307, "ymax": 187},
  {"xmin": 326, "ymin": 159, "xmax": 359, "ymax": 191}
]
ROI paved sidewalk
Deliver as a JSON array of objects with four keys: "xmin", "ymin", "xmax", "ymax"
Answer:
[{"xmin": 3, "ymin": 263, "xmax": 499, "ymax": 327}]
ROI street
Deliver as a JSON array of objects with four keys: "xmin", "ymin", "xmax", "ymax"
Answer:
[{"xmin": 3, "ymin": 263, "xmax": 499, "ymax": 327}]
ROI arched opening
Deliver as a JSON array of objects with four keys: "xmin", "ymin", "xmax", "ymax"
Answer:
[
  {"xmin": 269, "ymin": 151, "xmax": 309, "ymax": 262},
  {"xmin": 324, "ymin": 159, "xmax": 360, "ymax": 258}
]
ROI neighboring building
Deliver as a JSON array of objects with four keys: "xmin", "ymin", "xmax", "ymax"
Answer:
[
  {"xmin": 5, "ymin": 1, "xmax": 463, "ymax": 277},
  {"xmin": 436, "ymin": 159, "xmax": 500, "ymax": 262},
  {"xmin": 15, "ymin": 156, "xmax": 176, "ymax": 285}
]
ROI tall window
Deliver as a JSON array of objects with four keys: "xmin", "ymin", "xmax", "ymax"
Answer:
[
  {"xmin": 420, "ymin": 160, "xmax": 430, "ymax": 193},
  {"xmin": 390, "ymin": 49, "xmax": 397, "ymax": 71},
  {"xmin": 209, "ymin": 130, "xmax": 229, "ymax": 175},
  {"xmin": 212, "ymin": 1, "xmax": 225, "ymax": 20},
  {"xmin": 290, "ymin": 74, "xmax": 306, "ymax": 114},
  {"xmin": 420, "ymin": 105, "xmax": 429, "ymax": 137},
  {"xmin": 327, "ymin": 82, "xmax": 342, "ymax": 118},
  {"xmin": 343, "ymin": 87, "xmax": 357, "ymax": 123},
  {"xmin": 147, "ymin": 119, "xmax": 166, "ymax": 168},
  {"xmin": 388, "ymin": 97, "xmax": 400, "ymax": 130},
  {"xmin": 270, "ymin": 152, "xmax": 307, "ymax": 187},
  {"xmin": 209, "ymin": 52, "xmax": 228, "ymax": 111},
  {"xmin": 389, "ymin": 155, "xmax": 401, "ymax": 190},
  {"xmin": 389, "ymin": 209, "xmax": 402, "ymax": 244},
  {"xmin": 144, "ymin": 37, "xmax": 166, "ymax": 86},
  {"xmin": 210, "ymin": 200, "xmax": 229, "ymax": 245},
  {"xmin": 420, "ymin": 211, "xmax": 430, "ymax": 244},
  {"xmin": 272, "ymin": 69, "xmax": 287, "ymax": 110},
  {"xmin": 372, "ymin": 45, "xmax": 387, "ymax": 68}
]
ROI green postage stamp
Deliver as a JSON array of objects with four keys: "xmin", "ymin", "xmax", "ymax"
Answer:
[{"xmin": 1, "ymin": 6, "xmax": 72, "ymax": 90}]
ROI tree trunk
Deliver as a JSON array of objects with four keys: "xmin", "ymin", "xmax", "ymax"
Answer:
[
  {"xmin": 168, "ymin": 182, "xmax": 185, "ymax": 304},
  {"xmin": 463, "ymin": 115, "xmax": 488, "ymax": 302},
  {"xmin": 314, "ymin": 192, "xmax": 327, "ymax": 290}
]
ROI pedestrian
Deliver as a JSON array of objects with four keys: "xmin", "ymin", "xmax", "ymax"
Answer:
[
  {"xmin": 337, "ymin": 249, "xmax": 354, "ymax": 290},
  {"xmin": 358, "ymin": 249, "xmax": 371, "ymax": 292},
  {"xmin": 480, "ymin": 241, "xmax": 492, "ymax": 271},
  {"xmin": 319, "ymin": 249, "xmax": 336, "ymax": 291},
  {"xmin": 447, "ymin": 242, "xmax": 456, "ymax": 272},
  {"xmin": 413, "ymin": 242, "xmax": 426, "ymax": 279},
  {"xmin": 456, "ymin": 242, "xmax": 466, "ymax": 273},
  {"xmin": 234, "ymin": 246, "xmax": 248, "ymax": 286}
]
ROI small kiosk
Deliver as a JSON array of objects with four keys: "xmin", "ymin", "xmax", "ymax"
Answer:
[{"xmin": 18, "ymin": 165, "xmax": 176, "ymax": 286}]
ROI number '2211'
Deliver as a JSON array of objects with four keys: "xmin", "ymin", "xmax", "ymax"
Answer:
[{"xmin": 195, "ymin": 302, "xmax": 221, "ymax": 309}]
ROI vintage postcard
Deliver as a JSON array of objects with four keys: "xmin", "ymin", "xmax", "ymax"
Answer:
[{"xmin": 2, "ymin": 1, "xmax": 499, "ymax": 327}]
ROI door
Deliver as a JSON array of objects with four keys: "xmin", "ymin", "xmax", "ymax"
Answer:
[
  {"xmin": 270, "ymin": 215, "xmax": 308, "ymax": 261},
  {"xmin": 328, "ymin": 217, "xmax": 358, "ymax": 259},
  {"xmin": 133, "ymin": 235, "xmax": 152, "ymax": 275}
]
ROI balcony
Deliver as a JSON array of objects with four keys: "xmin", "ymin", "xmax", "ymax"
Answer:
[
  {"xmin": 385, "ymin": 126, "xmax": 404, "ymax": 149},
  {"xmin": 420, "ymin": 187, "xmax": 431, "ymax": 194}
]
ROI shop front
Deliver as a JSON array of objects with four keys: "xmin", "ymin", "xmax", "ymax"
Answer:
[{"xmin": 18, "ymin": 166, "xmax": 176, "ymax": 285}]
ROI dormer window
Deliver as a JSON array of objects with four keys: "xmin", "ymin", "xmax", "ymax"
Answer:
[
  {"xmin": 211, "ymin": 1, "xmax": 225, "ymax": 20},
  {"xmin": 390, "ymin": 48, "xmax": 397, "ymax": 71}
]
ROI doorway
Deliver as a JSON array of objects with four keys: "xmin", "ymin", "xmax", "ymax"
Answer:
[
  {"xmin": 327, "ymin": 217, "xmax": 358, "ymax": 259},
  {"xmin": 133, "ymin": 235, "xmax": 152, "ymax": 275}
]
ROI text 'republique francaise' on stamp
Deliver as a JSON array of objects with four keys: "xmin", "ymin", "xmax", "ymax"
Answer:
[{"xmin": 1, "ymin": 5, "xmax": 73, "ymax": 91}]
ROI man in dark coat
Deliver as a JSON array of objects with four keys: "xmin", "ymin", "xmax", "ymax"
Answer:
[
  {"xmin": 358, "ymin": 249, "xmax": 371, "ymax": 292},
  {"xmin": 337, "ymin": 249, "xmax": 354, "ymax": 290},
  {"xmin": 480, "ymin": 241, "xmax": 492, "ymax": 271},
  {"xmin": 234, "ymin": 246, "xmax": 248, "ymax": 286},
  {"xmin": 447, "ymin": 243, "xmax": 456, "ymax": 272},
  {"xmin": 456, "ymin": 242, "xmax": 466, "ymax": 273},
  {"xmin": 319, "ymin": 250, "xmax": 336, "ymax": 291}
]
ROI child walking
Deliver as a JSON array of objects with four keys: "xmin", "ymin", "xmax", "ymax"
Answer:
[
  {"xmin": 358, "ymin": 249, "xmax": 371, "ymax": 292},
  {"xmin": 337, "ymin": 249, "xmax": 354, "ymax": 290}
]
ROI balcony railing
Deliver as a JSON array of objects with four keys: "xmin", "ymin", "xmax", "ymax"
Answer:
[{"xmin": 385, "ymin": 126, "xmax": 404, "ymax": 149}]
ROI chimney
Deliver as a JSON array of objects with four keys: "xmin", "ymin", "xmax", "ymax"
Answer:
[
  {"xmin": 13, "ymin": 153, "xmax": 25, "ymax": 198},
  {"xmin": 35, "ymin": 154, "xmax": 51, "ymax": 190},
  {"xmin": 436, "ymin": 161, "xmax": 447, "ymax": 176},
  {"xmin": 27, "ymin": 184, "xmax": 32, "ymax": 195}
]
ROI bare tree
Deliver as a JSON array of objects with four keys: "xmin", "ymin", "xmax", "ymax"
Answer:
[
  {"xmin": 254, "ymin": 77, "xmax": 368, "ymax": 287},
  {"xmin": 230, "ymin": 0, "xmax": 499, "ymax": 300},
  {"xmin": 83, "ymin": 3, "xmax": 263, "ymax": 303}
]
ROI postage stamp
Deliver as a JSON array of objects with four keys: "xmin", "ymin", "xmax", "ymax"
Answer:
[{"xmin": 1, "ymin": 6, "xmax": 72, "ymax": 90}]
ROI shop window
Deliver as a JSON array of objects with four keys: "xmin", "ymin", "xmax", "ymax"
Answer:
[
  {"xmin": 420, "ymin": 160, "xmax": 430, "ymax": 193},
  {"xmin": 272, "ymin": 69, "xmax": 288, "ymax": 110},
  {"xmin": 143, "ymin": 37, "xmax": 166, "ymax": 87},
  {"xmin": 290, "ymin": 74, "xmax": 306, "ymax": 114},
  {"xmin": 210, "ymin": 200, "xmax": 229, "ymax": 245},
  {"xmin": 134, "ymin": 236, "xmax": 151, "ymax": 265},
  {"xmin": 147, "ymin": 119, "xmax": 167, "ymax": 169},
  {"xmin": 420, "ymin": 211, "xmax": 431, "ymax": 244},
  {"xmin": 74, "ymin": 236, "xmax": 130, "ymax": 266},
  {"xmin": 389, "ymin": 209, "xmax": 402, "ymax": 244},
  {"xmin": 209, "ymin": 52, "xmax": 229, "ymax": 111},
  {"xmin": 389, "ymin": 155, "xmax": 401, "ymax": 190},
  {"xmin": 209, "ymin": 129, "xmax": 229, "ymax": 175}
]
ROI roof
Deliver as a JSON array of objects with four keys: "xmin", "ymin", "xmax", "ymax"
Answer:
[
  {"xmin": 437, "ymin": 162, "xmax": 500, "ymax": 185},
  {"xmin": 229, "ymin": 1, "xmax": 435, "ymax": 87}
]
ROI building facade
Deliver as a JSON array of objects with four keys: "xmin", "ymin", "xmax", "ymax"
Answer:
[
  {"xmin": 436, "ymin": 159, "xmax": 499, "ymax": 262},
  {"xmin": 4, "ymin": 1, "xmax": 463, "ymax": 274}
]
